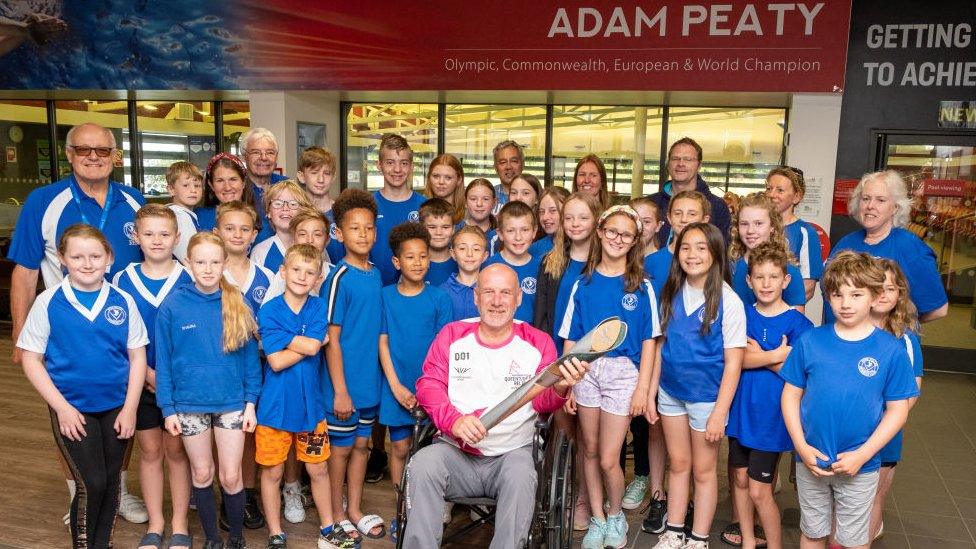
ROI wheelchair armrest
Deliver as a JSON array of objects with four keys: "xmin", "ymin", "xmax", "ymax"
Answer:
[{"xmin": 411, "ymin": 406, "xmax": 429, "ymax": 423}]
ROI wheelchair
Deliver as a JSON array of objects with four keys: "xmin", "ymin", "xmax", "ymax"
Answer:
[{"xmin": 394, "ymin": 407, "xmax": 577, "ymax": 548}]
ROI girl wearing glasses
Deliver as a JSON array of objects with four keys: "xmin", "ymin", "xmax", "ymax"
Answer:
[
  {"xmin": 250, "ymin": 180, "xmax": 315, "ymax": 273},
  {"xmin": 558, "ymin": 205, "xmax": 660, "ymax": 549}
]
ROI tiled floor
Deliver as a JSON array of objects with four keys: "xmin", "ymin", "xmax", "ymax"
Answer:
[{"xmin": 1, "ymin": 339, "xmax": 973, "ymax": 549}]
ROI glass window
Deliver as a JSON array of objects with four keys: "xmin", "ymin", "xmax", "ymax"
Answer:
[
  {"xmin": 345, "ymin": 103, "xmax": 438, "ymax": 191},
  {"xmin": 552, "ymin": 106, "xmax": 664, "ymax": 200},
  {"xmin": 55, "ymin": 100, "xmax": 129, "ymax": 186},
  {"xmin": 444, "ymin": 104, "xmax": 547, "ymax": 187},
  {"xmin": 0, "ymin": 100, "xmax": 52, "ymax": 205},
  {"xmin": 135, "ymin": 101, "xmax": 217, "ymax": 196},
  {"xmin": 222, "ymin": 101, "xmax": 250, "ymax": 155},
  {"xmin": 666, "ymin": 107, "xmax": 786, "ymax": 197}
]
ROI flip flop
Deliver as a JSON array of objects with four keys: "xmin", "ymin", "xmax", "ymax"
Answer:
[
  {"xmin": 168, "ymin": 533, "xmax": 193, "ymax": 549},
  {"xmin": 356, "ymin": 514, "xmax": 387, "ymax": 539},
  {"xmin": 138, "ymin": 532, "xmax": 164, "ymax": 549},
  {"xmin": 338, "ymin": 519, "xmax": 360, "ymax": 541},
  {"xmin": 721, "ymin": 522, "xmax": 744, "ymax": 547}
]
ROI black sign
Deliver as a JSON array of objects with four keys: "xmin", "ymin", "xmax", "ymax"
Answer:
[{"xmin": 939, "ymin": 100, "xmax": 976, "ymax": 129}]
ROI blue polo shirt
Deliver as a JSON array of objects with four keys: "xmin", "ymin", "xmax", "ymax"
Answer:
[
  {"xmin": 371, "ymin": 190, "xmax": 426, "ymax": 285},
  {"xmin": 258, "ymin": 294, "xmax": 329, "ymax": 432},
  {"xmin": 112, "ymin": 261, "xmax": 193, "ymax": 369},
  {"xmin": 439, "ymin": 273, "xmax": 479, "ymax": 321},
  {"xmin": 425, "ymin": 257, "xmax": 458, "ymax": 287},
  {"xmin": 8, "ymin": 176, "xmax": 145, "ymax": 288},
  {"xmin": 780, "ymin": 326, "xmax": 919, "ymax": 473}
]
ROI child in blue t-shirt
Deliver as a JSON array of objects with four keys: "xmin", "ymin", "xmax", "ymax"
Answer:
[
  {"xmin": 463, "ymin": 178, "xmax": 498, "ymax": 254},
  {"xmin": 18, "ymin": 224, "xmax": 149, "ymax": 549},
  {"xmin": 559, "ymin": 205, "xmax": 661, "ymax": 549},
  {"xmin": 321, "ymin": 189, "xmax": 386, "ymax": 541},
  {"xmin": 440, "ymin": 225, "xmax": 489, "ymax": 321},
  {"xmin": 155, "ymin": 232, "xmax": 261, "ymax": 549},
  {"xmin": 112, "ymin": 204, "xmax": 194, "ymax": 549},
  {"xmin": 726, "ymin": 242, "xmax": 813, "ymax": 549},
  {"xmin": 765, "ymin": 166, "xmax": 823, "ymax": 301},
  {"xmin": 419, "ymin": 198, "xmax": 459, "ymax": 286},
  {"xmin": 781, "ymin": 251, "xmax": 918, "ymax": 549},
  {"xmin": 643, "ymin": 190, "xmax": 711, "ymax": 300},
  {"xmin": 256, "ymin": 244, "xmax": 356, "ymax": 549},
  {"xmin": 649, "ymin": 222, "xmax": 747, "ymax": 548},
  {"xmin": 482, "ymin": 201, "xmax": 542, "ymax": 323},
  {"xmin": 379, "ymin": 223, "xmax": 453, "ymax": 539},
  {"xmin": 296, "ymin": 146, "xmax": 345, "ymax": 264},
  {"xmin": 729, "ymin": 193, "xmax": 807, "ymax": 311},
  {"xmin": 866, "ymin": 258, "xmax": 924, "ymax": 542},
  {"xmin": 370, "ymin": 133, "xmax": 427, "ymax": 286}
]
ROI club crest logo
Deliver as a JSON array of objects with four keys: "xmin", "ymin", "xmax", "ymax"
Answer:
[
  {"xmin": 621, "ymin": 293, "xmax": 639, "ymax": 311},
  {"xmin": 123, "ymin": 222, "xmax": 137, "ymax": 244},
  {"xmin": 857, "ymin": 356, "xmax": 879, "ymax": 378},
  {"xmin": 252, "ymin": 286, "xmax": 267, "ymax": 303},
  {"xmin": 104, "ymin": 305, "xmax": 127, "ymax": 326},
  {"xmin": 329, "ymin": 222, "xmax": 339, "ymax": 240},
  {"xmin": 697, "ymin": 307, "xmax": 717, "ymax": 326},
  {"xmin": 521, "ymin": 276, "xmax": 537, "ymax": 295},
  {"xmin": 407, "ymin": 210, "xmax": 420, "ymax": 222}
]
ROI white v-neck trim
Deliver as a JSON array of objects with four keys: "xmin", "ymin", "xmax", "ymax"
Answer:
[
  {"xmin": 169, "ymin": 203, "xmax": 198, "ymax": 223},
  {"xmin": 60, "ymin": 278, "xmax": 110, "ymax": 322},
  {"xmin": 125, "ymin": 261, "xmax": 186, "ymax": 307},
  {"xmin": 224, "ymin": 261, "xmax": 256, "ymax": 291}
]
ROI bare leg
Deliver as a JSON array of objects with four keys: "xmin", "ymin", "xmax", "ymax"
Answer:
[
  {"xmin": 346, "ymin": 435, "xmax": 381, "ymax": 535},
  {"xmin": 750, "ymin": 478, "xmax": 782, "ymax": 549},
  {"xmin": 598, "ymin": 411, "xmax": 632, "ymax": 516},
  {"xmin": 261, "ymin": 463, "xmax": 285, "ymax": 535},
  {"xmin": 307, "ymin": 461, "xmax": 335, "ymax": 526},
  {"xmin": 661, "ymin": 415, "xmax": 692, "ymax": 527},
  {"xmin": 648, "ymin": 420, "xmax": 667, "ymax": 498},
  {"xmin": 869, "ymin": 465, "xmax": 895, "ymax": 540},
  {"xmin": 577, "ymin": 405, "xmax": 605, "ymax": 521},
  {"xmin": 688, "ymin": 430, "xmax": 719, "ymax": 538},
  {"xmin": 162, "ymin": 434, "xmax": 191, "ymax": 545},
  {"xmin": 732, "ymin": 467, "xmax": 755, "ymax": 548},
  {"xmin": 390, "ymin": 439, "xmax": 411, "ymax": 491},
  {"xmin": 136, "ymin": 429, "xmax": 165, "ymax": 547}
]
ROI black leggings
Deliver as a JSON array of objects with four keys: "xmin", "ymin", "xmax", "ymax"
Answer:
[
  {"xmin": 51, "ymin": 406, "xmax": 128, "ymax": 549},
  {"xmin": 620, "ymin": 415, "xmax": 650, "ymax": 477}
]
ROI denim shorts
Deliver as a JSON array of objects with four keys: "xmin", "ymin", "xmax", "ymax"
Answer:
[{"xmin": 656, "ymin": 387, "xmax": 718, "ymax": 432}]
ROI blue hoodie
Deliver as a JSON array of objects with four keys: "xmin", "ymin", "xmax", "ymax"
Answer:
[{"xmin": 154, "ymin": 285, "xmax": 261, "ymax": 418}]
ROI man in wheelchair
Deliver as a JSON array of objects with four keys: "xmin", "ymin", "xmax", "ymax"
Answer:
[{"xmin": 402, "ymin": 264, "xmax": 589, "ymax": 548}]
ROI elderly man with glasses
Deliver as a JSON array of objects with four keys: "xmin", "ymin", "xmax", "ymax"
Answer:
[{"xmin": 239, "ymin": 128, "xmax": 289, "ymax": 242}]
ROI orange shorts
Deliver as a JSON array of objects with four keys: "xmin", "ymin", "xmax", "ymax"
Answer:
[{"xmin": 255, "ymin": 420, "xmax": 331, "ymax": 466}]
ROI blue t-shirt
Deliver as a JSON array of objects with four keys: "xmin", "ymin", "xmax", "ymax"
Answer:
[
  {"xmin": 257, "ymin": 294, "xmax": 329, "ymax": 432},
  {"xmin": 643, "ymin": 247, "xmax": 673, "ymax": 299},
  {"xmin": 371, "ymin": 190, "xmax": 426, "ymax": 285},
  {"xmin": 425, "ymin": 258, "xmax": 459, "ymax": 287},
  {"xmin": 195, "ymin": 206, "xmax": 217, "ymax": 232},
  {"xmin": 552, "ymin": 259, "xmax": 586, "ymax": 350},
  {"xmin": 828, "ymin": 228, "xmax": 947, "ymax": 319},
  {"xmin": 16, "ymin": 279, "xmax": 149, "ymax": 412},
  {"xmin": 324, "ymin": 209, "xmax": 345, "ymax": 264},
  {"xmin": 731, "ymin": 257, "xmax": 807, "ymax": 307},
  {"xmin": 7, "ymin": 176, "xmax": 146, "ymax": 288},
  {"xmin": 224, "ymin": 261, "xmax": 274, "ymax": 316},
  {"xmin": 112, "ymin": 262, "xmax": 193, "ymax": 369},
  {"xmin": 250, "ymin": 235, "xmax": 286, "ymax": 275},
  {"xmin": 727, "ymin": 305, "xmax": 813, "ymax": 452},
  {"xmin": 323, "ymin": 259, "xmax": 384, "ymax": 409},
  {"xmin": 529, "ymin": 235, "xmax": 554, "ymax": 257},
  {"xmin": 482, "ymin": 253, "xmax": 542, "ymax": 323},
  {"xmin": 780, "ymin": 326, "xmax": 920, "ymax": 473},
  {"xmin": 379, "ymin": 284, "xmax": 453, "ymax": 427},
  {"xmin": 784, "ymin": 219, "xmax": 824, "ymax": 281},
  {"xmin": 559, "ymin": 272, "xmax": 660, "ymax": 365},
  {"xmin": 439, "ymin": 273, "xmax": 479, "ymax": 321},
  {"xmin": 879, "ymin": 331, "xmax": 923, "ymax": 463}
]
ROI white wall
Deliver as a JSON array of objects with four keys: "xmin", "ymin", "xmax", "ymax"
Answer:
[
  {"xmin": 249, "ymin": 91, "xmax": 342, "ymax": 187},
  {"xmin": 785, "ymin": 93, "xmax": 843, "ymax": 323}
]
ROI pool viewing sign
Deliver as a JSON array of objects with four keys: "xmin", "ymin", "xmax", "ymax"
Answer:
[{"xmin": 0, "ymin": 1, "xmax": 851, "ymax": 92}]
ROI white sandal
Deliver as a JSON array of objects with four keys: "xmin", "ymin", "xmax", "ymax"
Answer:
[{"xmin": 355, "ymin": 514, "xmax": 386, "ymax": 539}]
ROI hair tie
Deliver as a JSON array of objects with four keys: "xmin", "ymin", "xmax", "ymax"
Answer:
[{"xmin": 599, "ymin": 204, "xmax": 643, "ymax": 234}]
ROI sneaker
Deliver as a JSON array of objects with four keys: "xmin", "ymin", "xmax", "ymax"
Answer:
[
  {"xmin": 266, "ymin": 533, "xmax": 287, "ymax": 548},
  {"xmin": 622, "ymin": 475, "xmax": 648, "ymax": 510},
  {"xmin": 227, "ymin": 536, "xmax": 246, "ymax": 549},
  {"xmin": 642, "ymin": 492, "xmax": 668, "ymax": 534},
  {"xmin": 365, "ymin": 448, "xmax": 387, "ymax": 483},
  {"xmin": 682, "ymin": 538, "xmax": 709, "ymax": 549},
  {"xmin": 573, "ymin": 496, "xmax": 591, "ymax": 531},
  {"xmin": 652, "ymin": 529, "xmax": 685, "ymax": 549},
  {"xmin": 581, "ymin": 517, "xmax": 607, "ymax": 549},
  {"xmin": 318, "ymin": 525, "xmax": 357, "ymax": 549},
  {"xmin": 442, "ymin": 502, "xmax": 454, "ymax": 524},
  {"xmin": 282, "ymin": 485, "xmax": 306, "ymax": 524},
  {"xmin": 604, "ymin": 512, "xmax": 629, "ymax": 549},
  {"xmin": 118, "ymin": 492, "xmax": 149, "ymax": 524},
  {"xmin": 244, "ymin": 489, "xmax": 266, "ymax": 530}
]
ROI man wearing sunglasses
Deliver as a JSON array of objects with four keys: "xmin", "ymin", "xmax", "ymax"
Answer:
[{"xmin": 9, "ymin": 121, "xmax": 145, "ymax": 356}]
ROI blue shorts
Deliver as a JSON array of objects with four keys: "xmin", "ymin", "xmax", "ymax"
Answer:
[
  {"xmin": 388, "ymin": 424, "xmax": 414, "ymax": 443},
  {"xmin": 657, "ymin": 387, "xmax": 720, "ymax": 433},
  {"xmin": 325, "ymin": 405, "xmax": 378, "ymax": 447}
]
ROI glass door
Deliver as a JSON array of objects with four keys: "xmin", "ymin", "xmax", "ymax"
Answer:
[{"xmin": 877, "ymin": 132, "xmax": 976, "ymax": 359}]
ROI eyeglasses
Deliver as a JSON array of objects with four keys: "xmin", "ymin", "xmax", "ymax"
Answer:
[
  {"xmin": 668, "ymin": 155, "xmax": 699, "ymax": 163},
  {"xmin": 601, "ymin": 227, "xmax": 637, "ymax": 244},
  {"xmin": 270, "ymin": 199, "xmax": 301, "ymax": 210},
  {"xmin": 246, "ymin": 149, "xmax": 277, "ymax": 158},
  {"xmin": 68, "ymin": 145, "xmax": 114, "ymax": 158}
]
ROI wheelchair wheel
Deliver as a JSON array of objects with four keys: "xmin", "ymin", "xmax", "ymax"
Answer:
[
  {"xmin": 394, "ymin": 465, "xmax": 409, "ymax": 549},
  {"xmin": 545, "ymin": 429, "xmax": 576, "ymax": 548}
]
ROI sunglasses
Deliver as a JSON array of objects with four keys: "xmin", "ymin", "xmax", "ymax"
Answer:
[{"xmin": 69, "ymin": 145, "xmax": 114, "ymax": 158}]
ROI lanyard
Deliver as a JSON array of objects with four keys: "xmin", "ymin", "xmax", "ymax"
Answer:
[{"xmin": 70, "ymin": 175, "xmax": 114, "ymax": 231}]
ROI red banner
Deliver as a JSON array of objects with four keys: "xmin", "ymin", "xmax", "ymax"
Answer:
[
  {"xmin": 922, "ymin": 178, "xmax": 967, "ymax": 197},
  {"xmin": 833, "ymin": 178, "xmax": 859, "ymax": 215},
  {"xmin": 240, "ymin": 1, "xmax": 852, "ymax": 92}
]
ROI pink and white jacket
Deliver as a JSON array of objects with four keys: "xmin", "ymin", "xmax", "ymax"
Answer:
[{"xmin": 417, "ymin": 319, "xmax": 565, "ymax": 456}]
